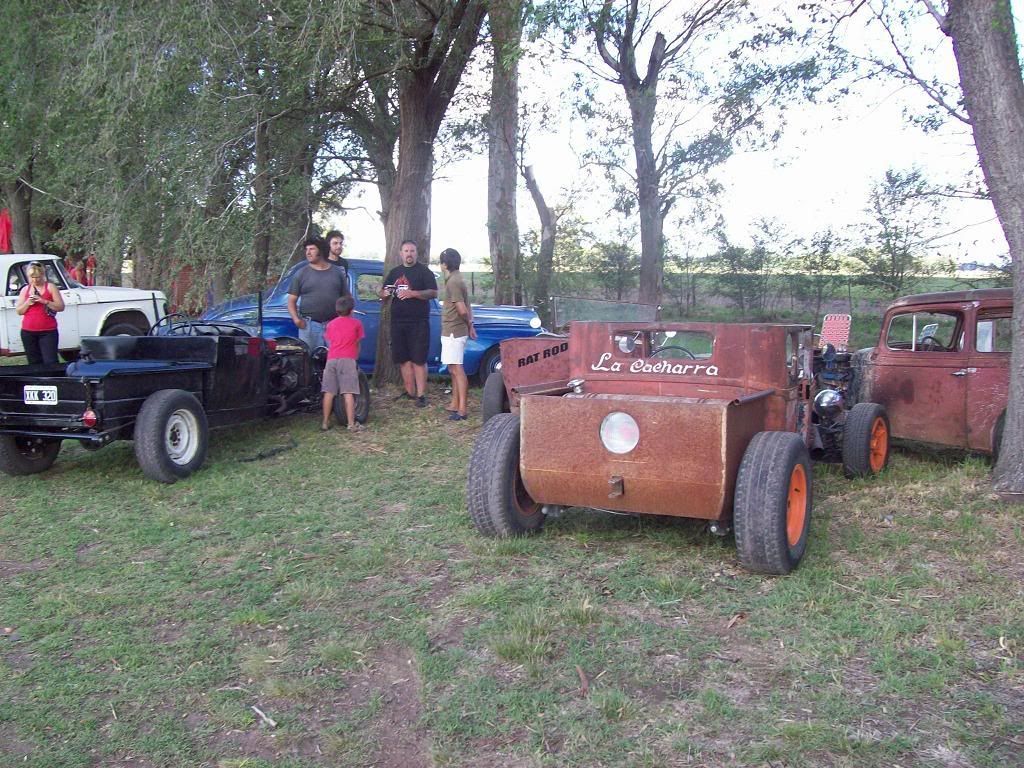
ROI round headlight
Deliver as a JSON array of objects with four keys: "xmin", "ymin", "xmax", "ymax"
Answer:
[
  {"xmin": 813, "ymin": 388, "xmax": 844, "ymax": 418},
  {"xmin": 600, "ymin": 412, "xmax": 640, "ymax": 454},
  {"xmin": 529, "ymin": 316, "xmax": 542, "ymax": 328}
]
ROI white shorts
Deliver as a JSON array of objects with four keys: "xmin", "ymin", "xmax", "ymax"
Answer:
[{"xmin": 440, "ymin": 333, "xmax": 468, "ymax": 365}]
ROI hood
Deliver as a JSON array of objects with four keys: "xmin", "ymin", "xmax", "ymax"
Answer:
[
  {"xmin": 470, "ymin": 303, "xmax": 542, "ymax": 328},
  {"xmin": 90, "ymin": 285, "xmax": 167, "ymax": 300},
  {"xmin": 203, "ymin": 290, "xmax": 288, "ymax": 320}
]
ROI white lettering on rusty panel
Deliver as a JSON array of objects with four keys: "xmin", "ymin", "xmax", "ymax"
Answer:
[{"xmin": 590, "ymin": 352, "xmax": 718, "ymax": 376}]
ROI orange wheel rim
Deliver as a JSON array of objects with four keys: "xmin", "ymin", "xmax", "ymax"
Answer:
[
  {"xmin": 786, "ymin": 463, "xmax": 808, "ymax": 547},
  {"xmin": 513, "ymin": 468, "xmax": 540, "ymax": 518},
  {"xmin": 868, "ymin": 417, "xmax": 888, "ymax": 472}
]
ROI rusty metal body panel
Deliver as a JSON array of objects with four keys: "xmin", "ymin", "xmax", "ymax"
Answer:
[
  {"xmin": 498, "ymin": 336, "xmax": 571, "ymax": 410},
  {"xmin": 519, "ymin": 392, "xmax": 767, "ymax": 519},
  {"xmin": 509, "ymin": 320, "xmax": 814, "ymax": 522},
  {"xmin": 859, "ymin": 289, "xmax": 1010, "ymax": 453}
]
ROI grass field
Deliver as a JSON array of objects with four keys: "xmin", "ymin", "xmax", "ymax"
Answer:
[{"xmin": 1, "ymin": 385, "xmax": 1022, "ymax": 768}]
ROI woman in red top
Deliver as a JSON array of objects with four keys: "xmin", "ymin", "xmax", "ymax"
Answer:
[{"xmin": 15, "ymin": 261, "xmax": 65, "ymax": 364}]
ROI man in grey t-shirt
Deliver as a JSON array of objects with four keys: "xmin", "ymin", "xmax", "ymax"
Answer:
[{"xmin": 287, "ymin": 237, "xmax": 350, "ymax": 350}]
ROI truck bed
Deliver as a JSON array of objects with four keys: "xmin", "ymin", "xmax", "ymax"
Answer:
[{"xmin": 0, "ymin": 359, "xmax": 211, "ymax": 443}]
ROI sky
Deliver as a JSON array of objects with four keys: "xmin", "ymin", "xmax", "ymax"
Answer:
[{"xmin": 325, "ymin": 2, "xmax": 1010, "ymax": 270}]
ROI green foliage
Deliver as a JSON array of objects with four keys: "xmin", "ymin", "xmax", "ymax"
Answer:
[{"xmin": 852, "ymin": 168, "xmax": 956, "ymax": 299}]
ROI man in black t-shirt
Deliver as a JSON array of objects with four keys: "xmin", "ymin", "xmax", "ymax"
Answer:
[{"xmin": 379, "ymin": 240, "xmax": 437, "ymax": 406}]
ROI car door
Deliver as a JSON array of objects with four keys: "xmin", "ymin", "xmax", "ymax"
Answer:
[
  {"xmin": 45, "ymin": 261, "xmax": 88, "ymax": 350},
  {"xmin": 870, "ymin": 307, "xmax": 968, "ymax": 447},
  {"xmin": 353, "ymin": 269, "xmax": 382, "ymax": 372},
  {"xmin": 2, "ymin": 262, "xmax": 25, "ymax": 353},
  {"xmin": 966, "ymin": 307, "xmax": 1011, "ymax": 452}
]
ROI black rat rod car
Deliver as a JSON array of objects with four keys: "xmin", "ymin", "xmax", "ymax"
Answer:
[{"xmin": 0, "ymin": 315, "xmax": 369, "ymax": 483}]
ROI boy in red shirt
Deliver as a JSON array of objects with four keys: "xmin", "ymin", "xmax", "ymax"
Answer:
[{"xmin": 321, "ymin": 295, "xmax": 365, "ymax": 431}]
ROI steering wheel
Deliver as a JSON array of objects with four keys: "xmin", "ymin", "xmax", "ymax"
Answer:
[
  {"xmin": 918, "ymin": 335, "xmax": 943, "ymax": 352},
  {"xmin": 149, "ymin": 312, "xmax": 196, "ymax": 336},
  {"xmin": 648, "ymin": 345, "xmax": 696, "ymax": 360}
]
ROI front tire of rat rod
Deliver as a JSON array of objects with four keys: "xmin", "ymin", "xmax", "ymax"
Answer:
[
  {"xmin": 734, "ymin": 431, "xmax": 812, "ymax": 575},
  {"xmin": 334, "ymin": 371, "xmax": 372, "ymax": 425},
  {"xmin": 466, "ymin": 413, "xmax": 544, "ymax": 537},
  {"xmin": 842, "ymin": 402, "xmax": 890, "ymax": 478}
]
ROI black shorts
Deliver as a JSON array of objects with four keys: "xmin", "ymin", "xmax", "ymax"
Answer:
[{"xmin": 391, "ymin": 320, "xmax": 430, "ymax": 365}]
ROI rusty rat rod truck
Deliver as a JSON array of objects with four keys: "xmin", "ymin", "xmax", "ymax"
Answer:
[{"xmin": 467, "ymin": 320, "xmax": 890, "ymax": 574}]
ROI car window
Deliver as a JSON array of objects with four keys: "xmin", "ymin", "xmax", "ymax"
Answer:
[
  {"xmin": 6, "ymin": 266, "xmax": 25, "ymax": 295},
  {"xmin": 6, "ymin": 261, "xmax": 67, "ymax": 296},
  {"xmin": 356, "ymin": 273, "xmax": 382, "ymax": 302},
  {"xmin": 610, "ymin": 330, "xmax": 713, "ymax": 359},
  {"xmin": 976, "ymin": 315, "xmax": 1012, "ymax": 353},
  {"xmin": 885, "ymin": 311, "xmax": 961, "ymax": 352},
  {"xmin": 650, "ymin": 330, "xmax": 713, "ymax": 359}
]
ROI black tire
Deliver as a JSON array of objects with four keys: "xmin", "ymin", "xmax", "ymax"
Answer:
[
  {"xmin": 477, "ymin": 346, "xmax": 502, "ymax": 387},
  {"xmin": 481, "ymin": 368, "xmax": 510, "ymax": 423},
  {"xmin": 842, "ymin": 402, "xmax": 890, "ymax": 478},
  {"xmin": 0, "ymin": 435, "xmax": 61, "ymax": 476},
  {"xmin": 133, "ymin": 389, "xmax": 208, "ymax": 483},
  {"xmin": 734, "ymin": 431, "xmax": 812, "ymax": 575},
  {"xmin": 103, "ymin": 321, "xmax": 147, "ymax": 336},
  {"xmin": 333, "ymin": 371, "xmax": 371, "ymax": 425},
  {"xmin": 466, "ymin": 413, "xmax": 543, "ymax": 537}
]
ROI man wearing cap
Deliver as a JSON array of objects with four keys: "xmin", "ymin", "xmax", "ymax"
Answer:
[{"xmin": 287, "ymin": 236, "xmax": 350, "ymax": 350}]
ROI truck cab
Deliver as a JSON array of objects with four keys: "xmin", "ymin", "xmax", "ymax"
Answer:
[
  {"xmin": 1, "ymin": 254, "xmax": 167, "ymax": 357},
  {"xmin": 856, "ymin": 288, "xmax": 1011, "ymax": 455}
]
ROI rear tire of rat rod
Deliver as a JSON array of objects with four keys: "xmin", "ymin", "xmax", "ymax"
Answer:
[
  {"xmin": 481, "ymin": 368, "xmax": 510, "ymax": 424},
  {"xmin": 466, "ymin": 413, "xmax": 543, "ymax": 537},
  {"xmin": 734, "ymin": 431, "xmax": 812, "ymax": 575},
  {"xmin": 134, "ymin": 389, "xmax": 208, "ymax": 483},
  {"xmin": 0, "ymin": 435, "xmax": 62, "ymax": 476},
  {"xmin": 842, "ymin": 402, "xmax": 890, "ymax": 478}
]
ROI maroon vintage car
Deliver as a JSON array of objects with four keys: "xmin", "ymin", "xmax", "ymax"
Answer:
[
  {"xmin": 853, "ymin": 288, "xmax": 1011, "ymax": 456},
  {"xmin": 468, "ymin": 321, "xmax": 890, "ymax": 575}
]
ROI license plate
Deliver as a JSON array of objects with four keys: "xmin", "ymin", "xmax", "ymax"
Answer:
[{"xmin": 23, "ymin": 385, "xmax": 58, "ymax": 405}]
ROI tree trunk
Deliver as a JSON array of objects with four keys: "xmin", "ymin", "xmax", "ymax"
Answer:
[
  {"xmin": 369, "ymin": 0, "xmax": 487, "ymax": 386},
  {"xmin": 487, "ymin": 0, "xmax": 522, "ymax": 305},
  {"xmin": 253, "ymin": 114, "xmax": 272, "ymax": 285},
  {"xmin": 626, "ymin": 89, "xmax": 663, "ymax": 306},
  {"xmin": 3, "ymin": 163, "xmax": 35, "ymax": 253},
  {"xmin": 946, "ymin": 0, "xmax": 1024, "ymax": 496},
  {"xmin": 374, "ymin": 81, "xmax": 437, "ymax": 385},
  {"xmin": 204, "ymin": 161, "xmax": 236, "ymax": 304},
  {"xmin": 523, "ymin": 165, "xmax": 556, "ymax": 329}
]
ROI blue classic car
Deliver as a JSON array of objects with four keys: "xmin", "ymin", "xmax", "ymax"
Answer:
[{"xmin": 202, "ymin": 258, "xmax": 544, "ymax": 382}]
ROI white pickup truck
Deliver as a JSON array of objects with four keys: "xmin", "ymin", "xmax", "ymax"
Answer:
[{"xmin": 2, "ymin": 254, "xmax": 167, "ymax": 359}]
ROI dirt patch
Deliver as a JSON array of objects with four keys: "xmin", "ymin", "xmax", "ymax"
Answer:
[
  {"xmin": 0, "ymin": 724, "xmax": 33, "ymax": 759},
  {"xmin": 330, "ymin": 645, "xmax": 430, "ymax": 768},
  {"xmin": 0, "ymin": 557, "xmax": 50, "ymax": 578}
]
